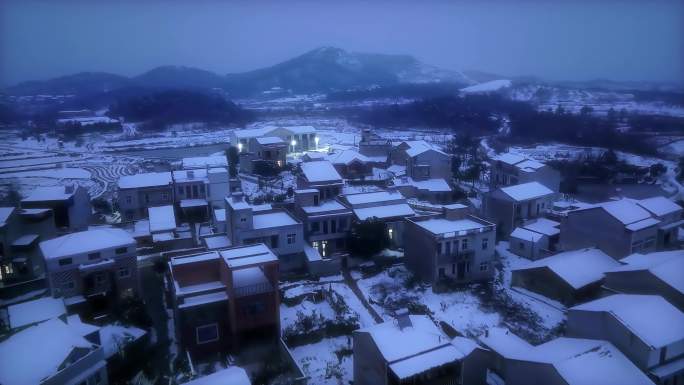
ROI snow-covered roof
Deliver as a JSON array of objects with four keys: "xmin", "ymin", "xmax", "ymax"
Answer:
[
  {"xmin": 232, "ymin": 267, "xmax": 271, "ymax": 289},
  {"xmin": 354, "ymin": 203, "xmax": 415, "ymax": 221},
  {"xmin": 0, "ymin": 318, "xmax": 98, "ymax": 385},
  {"xmin": 214, "ymin": 208, "xmax": 226, "ymax": 222},
  {"xmin": 179, "ymin": 291, "xmax": 229, "ymax": 309},
  {"xmin": 170, "ymin": 251, "xmax": 220, "ymax": 266},
  {"xmin": 460, "ymin": 79, "xmax": 512, "ymax": 94},
  {"xmin": 303, "ymin": 152, "xmax": 326, "ymax": 160},
  {"xmin": 300, "ymin": 160, "xmax": 342, "ymax": 183},
  {"xmin": 493, "ymin": 152, "xmax": 526, "ymax": 166},
  {"xmin": 515, "ymin": 159, "xmax": 546, "ymax": 172},
  {"xmin": 499, "ymin": 182, "xmax": 554, "ymax": 201},
  {"xmin": 478, "ymin": 327, "xmax": 532, "ymax": 359},
  {"xmin": 401, "ymin": 140, "xmax": 447, "ymax": 157},
  {"xmin": 203, "ymin": 234, "xmax": 231, "ymax": 250},
  {"xmin": 393, "ymin": 177, "xmax": 451, "ymax": 192},
  {"xmin": 173, "ymin": 169, "xmax": 208, "ymax": 183},
  {"xmin": 636, "ymin": 196, "xmax": 682, "ymax": 217},
  {"xmin": 183, "ymin": 366, "xmax": 251, "ymax": 385},
  {"xmin": 510, "ymin": 227, "xmax": 545, "ymax": 242},
  {"xmin": 613, "ymin": 250, "xmax": 684, "ymax": 294},
  {"xmin": 344, "ymin": 190, "xmax": 405, "ymax": 206},
  {"xmin": 415, "ymin": 218, "xmax": 490, "ymax": 236},
  {"xmin": 255, "ymin": 136, "xmax": 285, "ymax": 145},
  {"xmin": 571, "ymin": 294, "xmax": 684, "ymax": 348},
  {"xmin": 626, "ymin": 217, "xmax": 661, "ymax": 231},
  {"xmin": 180, "ymin": 199, "xmax": 208, "ymax": 208},
  {"xmin": 149, "ymin": 205, "xmax": 176, "ymax": 233},
  {"xmin": 182, "ymin": 155, "xmax": 228, "ymax": 169},
  {"xmin": 0, "ymin": 207, "xmax": 14, "ymax": 226},
  {"xmin": 522, "ymin": 218, "xmax": 560, "ymax": 236},
  {"xmin": 358, "ymin": 315, "xmax": 459, "ymax": 378},
  {"xmin": 282, "ymin": 125, "xmax": 316, "ymax": 135},
  {"xmin": 118, "ymin": 171, "xmax": 172, "ymax": 189},
  {"xmin": 303, "ymin": 244, "xmax": 323, "ymax": 262},
  {"xmin": 40, "ymin": 228, "xmax": 134, "ymax": 260},
  {"xmin": 233, "ymin": 126, "xmax": 273, "ymax": 139},
  {"xmin": 220, "ymin": 244, "xmax": 278, "ymax": 269},
  {"xmin": 252, "ymin": 211, "xmax": 299, "ymax": 229},
  {"xmin": 301, "ymin": 200, "xmax": 350, "ymax": 215},
  {"xmin": 593, "ymin": 199, "xmax": 653, "ymax": 226},
  {"xmin": 22, "ymin": 186, "xmax": 75, "ymax": 202},
  {"xmin": 8, "ymin": 297, "xmax": 66, "ymax": 329},
  {"xmin": 513, "ymin": 248, "xmax": 620, "ymax": 289},
  {"xmin": 327, "ymin": 149, "xmax": 370, "ymax": 165}
]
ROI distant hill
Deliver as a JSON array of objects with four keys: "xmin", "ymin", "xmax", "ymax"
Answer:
[{"xmin": 4, "ymin": 47, "xmax": 473, "ymax": 97}]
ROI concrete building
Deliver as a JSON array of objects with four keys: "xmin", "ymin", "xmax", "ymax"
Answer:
[
  {"xmin": 404, "ymin": 205, "xmax": 496, "ymax": 284},
  {"xmin": 297, "ymin": 160, "xmax": 344, "ymax": 200},
  {"xmin": 511, "ymin": 248, "xmax": 621, "ymax": 305},
  {"xmin": 40, "ymin": 228, "xmax": 138, "ymax": 307},
  {"xmin": 354, "ymin": 313, "xmax": 488, "ymax": 385},
  {"xmin": 635, "ymin": 196, "xmax": 683, "ymax": 249},
  {"xmin": 0, "ymin": 317, "xmax": 108, "ymax": 385},
  {"xmin": 560, "ymin": 198, "xmax": 670, "ymax": 259},
  {"xmin": 326, "ymin": 149, "xmax": 375, "ymax": 179},
  {"xmin": 567, "ymin": 294, "xmax": 684, "ymax": 384},
  {"xmin": 293, "ymin": 189, "xmax": 352, "ymax": 259},
  {"xmin": 238, "ymin": 136, "xmax": 287, "ymax": 175},
  {"xmin": 392, "ymin": 175, "xmax": 454, "ymax": 204},
  {"xmin": 390, "ymin": 140, "xmax": 451, "ymax": 180},
  {"xmin": 0, "ymin": 207, "xmax": 56, "ymax": 288},
  {"xmin": 478, "ymin": 327, "xmax": 655, "ymax": 385},
  {"xmin": 358, "ymin": 128, "xmax": 392, "ymax": 158},
  {"xmin": 224, "ymin": 194, "xmax": 304, "ymax": 270},
  {"xmin": 489, "ymin": 152, "xmax": 561, "ymax": 192},
  {"xmin": 231, "ymin": 125, "xmax": 318, "ymax": 153},
  {"xmin": 340, "ymin": 190, "xmax": 416, "ymax": 249},
  {"xmin": 508, "ymin": 217, "xmax": 561, "ymax": 260},
  {"xmin": 21, "ymin": 185, "xmax": 91, "ymax": 232},
  {"xmin": 118, "ymin": 172, "xmax": 174, "ymax": 221},
  {"xmin": 484, "ymin": 181, "xmax": 556, "ymax": 239},
  {"xmin": 603, "ymin": 250, "xmax": 684, "ymax": 311},
  {"xmin": 167, "ymin": 244, "xmax": 280, "ymax": 357}
]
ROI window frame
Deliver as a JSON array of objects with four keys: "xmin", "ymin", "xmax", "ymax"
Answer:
[{"xmin": 195, "ymin": 323, "xmax": 219, "ymax": 345}]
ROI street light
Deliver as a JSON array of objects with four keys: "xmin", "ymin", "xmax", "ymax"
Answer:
[
  {"xmin": 237, "ymin": 142, "xmax": 243, "ymax": 153},
  {"xmin": 290, "ymin": 139, "xmax": 297, "ymax": 153},
  {"xmin": 314, "ymin": 136, "xmax": 320, "ymax": 150}
]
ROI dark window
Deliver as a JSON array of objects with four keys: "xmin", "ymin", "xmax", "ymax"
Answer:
[
  {"xmin": 118, "ymin": 267, "xmax": 130, "ymax": 278},
  {"xmin": 270, "ymin": 235, "xmax": 279, "ymax": 248},
  {"xmin": 144, "ymin": 194, "xmax": 150, "ymax": 204},
  {"xmin": 323, "ymin": 221, "xmax": 329, "ymax": 234},
  {"xmin": 336, "ymin": 238, "xmax": 344, "ymax": 248},
  {"xmin": 115, "ymin": 247, "xmax": 128, "ymax": 254},
  {"xmin": 178, "ymin": 187, "xmax": 183, "ymax": 195},
  {"xmin": 339, "ymin": 217, "xmax": 347, "ymax": 230},
  {"xmin": 331, "ymin": 219, "xmax": 337, "ymax": 233},
  {"xmin": 314, "ymin": 195, "xmax": 319, "ymax": 206},
  {"xmin": 185, "ymin": 186, "xmax": 191, "ymax": 196},
  {"xmin": 196, "ymin": 324, "xmax": 219, "ymax": 344},
  {"xmin": 482, "ymin": 238, "xmax": 489, "ymax": 250},
  {"xmin": 243, "ymin": 301, "xmax": 265, "ymax": 315},
  {"xmin": 200, "ymin": 184, "xmax": 206, "ymax": 194},
  {"xmin": 287, "ymin": 233, "xmax": 296, "ymax": 244},
  {"xmin": 88, "ymin": 252, "xmax": 100, "ymax": 260},
  {"xmin": 192, "ymin": 185, "xmax": 199, "ymax": 198},
  {"xmin": 311, "ymin": 221, "xmax": 320, "ymax": 232},
  {"xmin": 58, "ymin": 258, "xmax": 72, "ymax": 266}
]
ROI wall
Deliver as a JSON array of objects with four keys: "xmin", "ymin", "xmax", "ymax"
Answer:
[{"xmin": 353, "ymin": 331, "xmax": 388, "ymax": 385}]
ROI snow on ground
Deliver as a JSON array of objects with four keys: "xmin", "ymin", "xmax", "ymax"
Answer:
[
  {"xmin": 100, "ymin": 323, "xmax": 147, "ymax": 358},
  {"xmin": 290, "ymin": 336, "xmax": 352, "ymax": 385},
  {"xmin": 460, "ymin": 79, "xmax": 512, "ymax": 94}
]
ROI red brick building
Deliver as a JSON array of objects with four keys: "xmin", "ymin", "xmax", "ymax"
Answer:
[{"xmin": 168, "ymin": 243, "xmax": 280, "ymax": 357}]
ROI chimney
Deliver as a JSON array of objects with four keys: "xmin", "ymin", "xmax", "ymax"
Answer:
[{"xmin": 395, "ymin": 308, "xmax": 411, "ymax": 330}]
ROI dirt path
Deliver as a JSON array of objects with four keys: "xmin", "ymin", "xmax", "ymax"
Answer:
[{"xmin": 341, "ymin": 267, "xmax": 384, "ymax": 324}]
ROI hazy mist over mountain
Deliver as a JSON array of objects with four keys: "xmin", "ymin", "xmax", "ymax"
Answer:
[{"xmin": 1, "ymin": 0, "xmax": 683, "ymax": 87}]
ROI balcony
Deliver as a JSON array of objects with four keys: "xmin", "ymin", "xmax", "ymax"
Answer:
[{"xmin": 437, "ymin": 249, "xmax": 474, "ymax": 265}]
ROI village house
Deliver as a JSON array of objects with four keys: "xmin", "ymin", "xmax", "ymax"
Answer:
[
  {"xmin": 0, "ymin": 317, "xmax": 108, "ymax": 385},
  {"xmin": 231, "ymin": 125, "xmax": 318, "ymax": 153},
  {"xmin": 223, "ymin": 194, "xmax": 304, "ymax": 270},
  {"xmin": 40, "ymin": 228, "xmax": 138, "ymax": 309},
  {"xmin": 339, "ymin": 190, "xmax": 416, "ymax": 249},
  {"xmin": 510, "ymin": 248, "xmax": 621, "ymax": 305},
  {"xmin": 390, "ymin": 140, "xmax": 451, "ymax": 180},
  {"xmin": 326, "ymin": 149, "xmax": 376, "ymax": 179},
  {"xmin": 358, "ymin": 128, "xmax": 392, "ymax": 159},
  {"xmin": 560, "ymin": 198, "xmax": 669, "ymax": 259},
  {"xmin": 489, "ymin": 152, "xmax": 561, "ymax": 192},
  {"xmin": 634, "ymin": 196, "xmax": 683, "ymax": 249},
  {"xmin": 483, "ymin": 181, "xmax": 556, "ymax": 238},
  {"xmin": 238, "ymin": 136, "xmax": 287, "ymax": 174},
  {"xmin": 293, "ymin": 189, "xmax": 352, "ymax": 257},
  {"xmin": 297, "ymin": 160, "xmax": 344, "ymax": 200},
  {"xmin": 392, "ymin": 175, "xmax": 454, "ymax": 204},
  {"xmin": 353, "ymin": 312, "xmax": 489, "ymax": 385},
  {"xmin": 21, "ymin": 184, "xmax": 91, "ymax": 232},
  {"xmin": 118, "ymin": 172, "xmax": 174, "ymax": 221},
  {"xmin": 508, "ymin": 217, "xmax": 561, "ymax": 260},
  {"xmin": 148, "ymin": 205, "xmax": 194, "ymax": 250},
  {"xmin": 0, "ymin": 206, "xmax": 56, "ymax": 289},
  {"xmin": 167, "ymin": 244, "xmax": 280, "ymax": 357},
  {"xmin": 567, "ymin": 294, "xmax": 684, "ymax": 384},
  {"xmin": 404, "ymin": 205, "xmax": 496, "ymax": 284},
  {"xmin": 478, "ymin": 327, "xmax": 655, "ymax": 385},
  {"xmin": 603, "ymin": 250, "xmax": 684, "ymax": 311}
]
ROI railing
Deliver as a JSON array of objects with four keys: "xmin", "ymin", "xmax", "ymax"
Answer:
[
  {"xmin": 233, "ymin": 281, "xmax": 274, "ymax": 298},
  {"xmin": 437, "ymin": 249, "xmax": 474, "ymax": 265}
]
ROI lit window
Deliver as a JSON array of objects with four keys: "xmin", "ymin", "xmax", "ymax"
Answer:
[
  {"xmin": 388, "ymin": 228, "xmax": 394, "ymax": 240},
  {"xmin": 196, "ymin": 324, "xmax": 219, "ymax": 344}
]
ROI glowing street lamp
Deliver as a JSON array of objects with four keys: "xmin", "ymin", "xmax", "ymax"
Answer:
[
  {"xmin": 237, "ymin": 142, "xmax": 243, "ymax": 153},
  {"xmin": 290, "ymin": 139, "xmax": 297, "ymax": 153},
  {"xmin": 314, "ymin": 136, "xmax": 320, "ymax": 150}
]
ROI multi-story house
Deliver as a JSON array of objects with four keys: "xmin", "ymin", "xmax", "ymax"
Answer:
[
  {"xmin": 239, "ymin": 137, "xmax": 287, "ymax": 174},
  {"xmin": 40, "ymin": 228, "xmax": 138, "ymax": 306},
  {"xmin": 21, "ymin": 184, "xmax": 91, "ymax": 232},
  {"xmin": 339, "ymin": 190, "xmax": 416, "ymax": 248},
  {"xmin": 483, "ymin": 181, "xmax": 556, "ymax": 238},
  {"xmin": 478, "ymin": 327, "xmax": 654, "ymax": 385},
  {"xmin": 298, "ymin": 160, "xmax": 344, "ymax": 200},
  {"xmin": 404, "ymin": 205, "xmax": 496, "ymax": 284},
  {"xmin": 224, "ymin": 194, "xmax": 304, "ymax": 270},
  {"xmin": 508, "ymin": 217, "xmax": 561, "ymax": 260},
  {"xmin": 231, "ymin": 125, "xmax": 318, "ymax": 153},
  {"xmin": 560, "ymin": 198, "xmax": 668, "ymax": 259},
  {"xmin": 489, "ymin": 152, "xmax": 561, "ymax": 192},
  {"xmin": 118, "ymin": 172, "xmax": 174, "ymax": 221},
  {"xmin": 167, "ymin": 243, "xmax": 280, "ymax": 357},
  {"xmin": 0, "ymin": 206, "xmax": 56, "ymax": 288},
  {"xmin": 0, "ymin": 317, "xmax": 108, "ymax": 385},
  {"xmin": 634, "ymin": 196, "xmax": 683, "ymax": 249},
  {"xmin": 603, "ymin": 250, "xmax": 684, "ymax": 311},
  {"xmin": 358, "ymin": 128, "xmax": 392, "ymax": 159},
  {"xmin": 326, "ymin": 149, "xmax": 376, "ymax": 179},
  {"xmin": 392, "ymin": 175, "xmax": 454, "ymax": 204},
  {"xmin": 354, "ymin": 312, "xmax": 488, "ymax": 385},
  {"xmin": 567, "ymin": 294, "xmax": 684, "ymax": 384},
  {"xmin": 390, "ymin": 140, "xmax": 451, "ymax": 180},
  {"xmin": 292, "ymin": 189, "xmax": 353, "ymax": 259}
]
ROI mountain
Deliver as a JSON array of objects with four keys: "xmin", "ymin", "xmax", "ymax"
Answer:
[
  {"xmin": 134, "ymin": 66, "xmax": 227, "ymax": 90},
  {"xmin": 5, "ymin": 72, "xmax": 132, "ymax": 96},
  {"xmin": 224, "ymin": 47, "xmax": 473, "ymax": 95}
]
